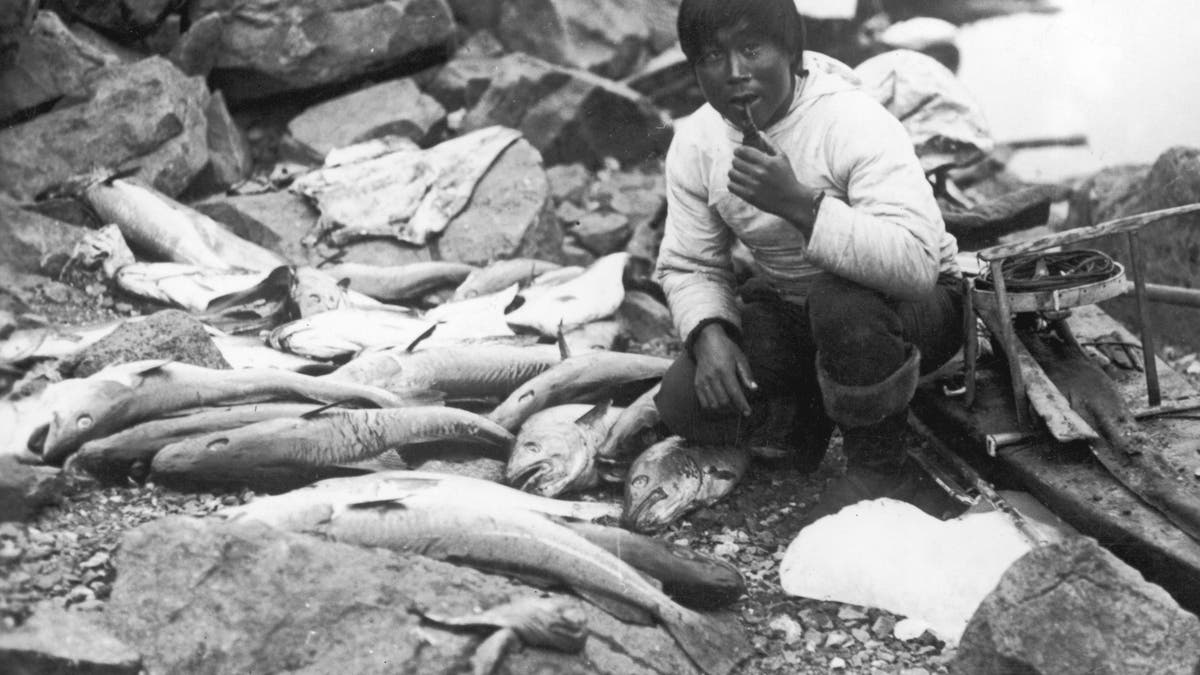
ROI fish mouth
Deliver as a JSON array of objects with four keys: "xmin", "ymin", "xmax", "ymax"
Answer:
[
  {"xmin": 622, "ymin": 486, "xmax": 671, "ymax": 532},
  {"xmin": 507, "ymin": 461, "xmax": 556, "ymax": 494},
  {"xmin": 27, "ymin": 423, "xmax": 48, "ymax": 455}
]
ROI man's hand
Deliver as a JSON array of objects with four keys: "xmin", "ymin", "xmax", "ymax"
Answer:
[
  {"xmin": 693, "ymin": 323, "xmax": 758, "ymax": 416},
  {"xmin": 729, "ymin": 137, "xmax": 821, "ymax": 236}
]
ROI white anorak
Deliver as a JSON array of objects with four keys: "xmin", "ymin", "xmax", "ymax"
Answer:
[{"xmin": 656, "ymin": 58, "xmax": 960, "ymax": 346}]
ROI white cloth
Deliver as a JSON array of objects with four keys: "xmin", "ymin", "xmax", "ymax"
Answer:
[{"xmin": 655, "ymin": 56, "xmax": 960, "ymax": 344}]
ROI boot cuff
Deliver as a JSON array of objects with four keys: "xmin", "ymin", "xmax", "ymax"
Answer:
[{"xmin": 817, "ymin": 345, "xmax": 921, "ymax": 428}]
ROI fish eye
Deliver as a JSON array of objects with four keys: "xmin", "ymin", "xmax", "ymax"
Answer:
[
  {"xmin": 76, "ymin": 414, "xmax": 93, "ymax": 430},
  {"xmin": 521, "ymin": 441, "xmax": 541, "ymax": 455},
  {"xmin": 631, "ymin": 475, "xmax": 648, "ymax": 488},
  {"xmin": 206, "ymin": 438, "xmax": 229, "ymax": 451}
]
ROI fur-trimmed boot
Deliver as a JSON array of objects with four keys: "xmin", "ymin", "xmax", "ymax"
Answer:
[{"xmin": 803, "ymin": 345, "xmax": 945, "ymax": 524}]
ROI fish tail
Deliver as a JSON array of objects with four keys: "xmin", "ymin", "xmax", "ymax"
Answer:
[{"xmin": 659, "ymin": 603, "xmax": 752, "ymax": 675}]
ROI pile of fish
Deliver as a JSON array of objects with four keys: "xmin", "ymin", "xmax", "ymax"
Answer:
[{"xmin": 1, "ymin": 166, "xmax": 763, "ymax": 673}]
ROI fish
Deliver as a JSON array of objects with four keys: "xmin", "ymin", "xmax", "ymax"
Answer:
[
  {"xmin": 623, "ymin": 436, "xmax": 750, "ymax": 533},
  {"xmin": 114, "ymin": 262, "xmax": 271, "ymax": 312},
  {"xmin": 487, "ymin": 350, "xmax": 671, "ymax": 433},
  {"xmin": 504, "ymin": 252, "xmax": 629, "ymax": 337},
  {"xmin": 595, "ymin": 382, "xmax": 663, "ymax": 480},
  {"xmin": 561, "ymin": 319, "xmax": 624, "ymax": 353},
  {"xmin": 266, "ymin": 308, "xmax": 436, "ymax": 360},
  {"xmin": 76, "ymin": 171, "xmax": 285, "ymax": 272},
  {"xmin": 203, "ymin": 265, "xmax": 387, "ymax": 318},
  {"xmin": 151, "ymin": 406, "xmax": 513, "ymax": 486},
  {"xmin": 217, "ymin": 470, "xmax": 622, "ymax": 530},
  {"xmin": 319, "ymin": 496, "xmax": 752, "ymax": 675},
  {"xmin": 327, "ymin": 343, "xmax": 562, "ymax": 400},
  {"xmin": 0, "ymin": 318, "xmax": 132, "ymax": 363},
  {"xmin": 320, "ymin": 261, "xmax": 475, "ymax": 303},
  {"xmin": 506, "ymin": 402, "xmax": 623, "ymax": 498},
  {"xmin": 68, "ymin": 223, "xmax": 135, "ymax": 278},
  {"xmin": 421, "ymin": 597, "xmax": 587, "ymax": 675},
  {"xmin": 32, "ymin": 360, "xmax": 403, "ymax": 464},
  {"xmin": 207, "ymin": 331, "xmax": 334, "ymax": 373},
  {"xmin": 451, "ymin": 258, "xmax": 564, "ymax": 301},
  {"xmin": 66, "ymin": 401, "xmax": 328, "ymax": 483},
  {"xmin": 422, "ymin": 283, "xmax": 520, "ymax": 343},
  {"xmin": 559, "ymin": 520, "xmax": 745, "ymax": 610}
]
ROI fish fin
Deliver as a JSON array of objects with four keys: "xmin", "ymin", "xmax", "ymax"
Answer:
[
  {"xmin": 301, "ymin": 399, "xmax": 355, "ymax": 419},
  {"xmin": 405, "ymin": 323, "xmax": 439, "ymax": 353},
  {"xmin": 574, "ymin": 589, "xmax": 655, "ymax": 625},
  {"xmin": 102, "ymin": 165, "xmax": 142, "ymax": 185},
  {"xmin": 659, "ymin": 604, "xmax": 753, "ymax": 675},
  {"xmin": 573, "ymin": 400, "xmax": 612, "ymax": 429},
  {"xmin": 131, "ymin": 359, "xmax": 173, "ymax": 375},
  {"xmin": 556, "ymin": 323, "xmax": 571, "ymax": 360},
  {"xmin": 471, "ymin": 628, "xmax": 518, "ymax": 675},
  {"xmin": 346, "ymin": 498, "xmax": 409, "ymax": 511},
  {"xmin": 336, "ymin": 277, "xmax": 351, "ymax": 291},
  {"xmin": 205, "ymin": 265, "xmax": 294, "ymax": 313}
]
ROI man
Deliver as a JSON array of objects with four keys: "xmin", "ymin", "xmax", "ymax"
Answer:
[{"xmin": 654, "ymin": 0, "xmax": 964, "ymax": 521}]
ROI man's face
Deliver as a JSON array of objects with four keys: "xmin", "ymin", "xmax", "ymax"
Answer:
[{"xmin": 692, "ymin": 20, "xmax": 797, "ymax": 133}]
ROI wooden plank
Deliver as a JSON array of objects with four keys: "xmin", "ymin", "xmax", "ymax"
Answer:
[{"xmin": 975, "ymin": 202, "xmax": 1200, "ymax": 261}]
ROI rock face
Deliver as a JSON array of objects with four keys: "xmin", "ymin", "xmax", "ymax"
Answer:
[
  {"xmin": 62, "ymin": 309, "xmax": 230, "ymax": 378},
  {"xmin": 494, "ymin": 0, "xmax": 652, "ymax": 79},
  {"xmin": 189, "ymin": 91, "xmax": 253, "ymax": 195},
  {"xmin": 952, "ymin": 536, "xmax": 1200, "ymax": 675},
  {"xmin": 185, "ymin": 0, "xmax": 456, "ymax": 102},
  {"xmin": 456, "ymin": 52, "xmax": 672, "ymax": 168},
  {"xmin": 0, "ymin": 456, "xmax": 65, "ymax": 521},
  {"xmin": 0, "ymin": 0, "xmax": 36, "ymax": 65},
  {"xmin": 436, "ymin": 138, "xmax": 562, "ymax": 265},
  {"xmin": 194, "ymin": 191, "xmax": 320, "ymax": 266},
  {"xmin": 0, "ymin": 200, "xmax": 83, "ymax": 275},
  {"xmin": 104, "ymin": 516, "xmax": 699, "ymax": 675},
  {"xmin": 0, "ymin": 603, "xmax": 142, "ymax": 674},
  {"xmin": 0, "ymin": 56, "xmax": 210, "ymax": 201},
  {"xmin": 286, "ymin": 79, "xmax": 447, "ymax": 161},
  {"xmin": 0, "ymin": 10, "xmax": 129, "ymax": 120}
]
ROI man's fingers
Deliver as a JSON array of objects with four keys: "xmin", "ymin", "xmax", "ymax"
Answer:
[{"xmin": 736, "ymin": 361, "xmax": 758, "ymax": 392}]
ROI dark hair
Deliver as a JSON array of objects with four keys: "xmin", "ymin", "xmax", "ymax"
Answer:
[{"xmin": 677, "ymin": 0, "xmax": 806, "ymax": 68}]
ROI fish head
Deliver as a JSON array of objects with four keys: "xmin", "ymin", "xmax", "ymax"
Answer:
[
  {"xmin": 505, "ymin": 404, "xmax": 610, "ymax": 497},
  {"xmin": 36, "ymin": 378, "xmax": 132, "ymax": 465},
  {"xmin": 621, "ymin": 439, "xmax": 703, "ymax": 533}
]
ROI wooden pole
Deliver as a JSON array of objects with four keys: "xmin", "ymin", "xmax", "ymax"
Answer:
[{"xmin": 1127, "ymin": 231, "xmax": 1162, "ymax": 407}]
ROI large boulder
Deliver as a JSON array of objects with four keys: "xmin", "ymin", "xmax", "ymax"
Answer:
[
  {"xmin": 185, "ymin": 91, "xmax": 253, "ymax": 196},
  {"xmin": 61, "ymin": 309, "xmax": 230, "ymax": 378},
  {"xmin": 453, "ymin": 52, "xmax": 672, "ymax": 168},
  {"xmin": 952, "ymin": 536, "xmax": 1200, "ymax": 675},
  {"xmin": 0, "ymin": 0, "xmax": 35, "ymax": 66},
  {"xmin": 183, "ymin": 0, "xmax": 456, "ymax": 102},
  {"xmin": 0, "ymin": 200, "xmax": 84, "ymax": 275},
  {"xmin": 193, "ymin": 190, "xmax": 320, "ymax": 266},
  {"xmin": 286, "ymin": 79, "xmax": 446, "ymax": 161},
  {"xmin": 41, "ymin": 0, "xmax": 177, "ymax": 43},
  {"xmin": 436, "ymin": 138, "xmax": 562, "ymax": 265},
  {"xmin": 0, "ymin": 56, "xmax": 210, "ymax": 201},
  {"xmin": 0, "ymin": 10, "xmax": 130, "ymax": 120},
  {"xmin": 494, "ymin": 0, "xmax": 653, "ymax": 80},
  {"xmin": 0, "ymin": 456, "xmax": 65, "ymax": 521},
  {"xmin": 104, "ymin": 516, "xmax": 700, "ymax": 674}
]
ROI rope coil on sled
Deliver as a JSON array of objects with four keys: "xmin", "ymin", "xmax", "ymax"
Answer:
[{"xmin": 975, "ymin": 249, "xmax": 1120, "ymax": 293}]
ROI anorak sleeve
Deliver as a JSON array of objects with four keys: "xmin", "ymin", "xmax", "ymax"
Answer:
[
  {"xmin": 803, "ymin": 98, "xmax": 945, "ymax": 300},
  {"xmin": 655, "ymin": 136, "xmax": 742, "ymax": 350}
]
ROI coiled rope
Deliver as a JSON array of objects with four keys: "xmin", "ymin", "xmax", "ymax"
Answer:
[{"xmin": 975, "ymin": 249, "xmax": 1119, "ymax": 292}]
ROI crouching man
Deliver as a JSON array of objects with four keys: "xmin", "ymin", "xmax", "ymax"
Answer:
[{"xmin": 654, "ymin": 0, "xmax": 964, "ymax": 522}]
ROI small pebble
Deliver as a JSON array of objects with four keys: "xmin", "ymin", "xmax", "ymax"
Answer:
[{"xmin": 829, "ymin": 657, "xmax": 847, "ymax": 670}]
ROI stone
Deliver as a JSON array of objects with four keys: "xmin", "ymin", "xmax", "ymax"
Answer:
[
  {"xmin": 193, "ymin": 191, "xmax": 319, "ymax": 266},
  {"xmin": 0, "ymin": 603, "xmax": 142, "ymax": 674},
  {"xmin": 286, "ymin": 79, "xmax": 447, "ymax": 161},
  {"xmin": 446, "ymin": 0, "xmax": 500, "ymax": 31},
  {"xmin": 186, "ymin": 0, "xmax": 456, "ymax": 102},
  {"xmin": 0, "ymin": 0, "xmax": 35, "ymax": 66},
  {"xmin": 0, "ymin": 10, "xmax": 128, "ymax": 120},
  {"xmin": 0, "ymin": 456, "xmax": 65, "ymax": 522},
  {"xmin": 621, "ymin": 46, "xmax": 704, "ymax": 120},
  {"xmin": 0, "ymin": 56, "xmax": 211, "ymax": 201},
  {"xmin": 0, "ymin": 200, "xmax": 84, "ymax": 275},
  {"xmin": 952, "ymin": 536, "xmax": 1200, "ymax": 675},
  {"xmin": 459, "ymin": 52, "xmax": 672, "ymax": 168},
  {"xmin": 547, "ymin": 163, "xmax": 594, "ymax": 204},
  {"xmin": 436, "ymin": 138, "xmax": 563, "ymax": 265},
  {"xmin": 105, "ymin": 516, "xmax": 700, "ymax": 674},
  {"xmin": 61, "ymin": 309, "xmax": 230, "ymax": 378},
  {"xmin": 184, "ymin": 90, "xmax": 253, "ymax": 197},
  {"xmin": 41, "ymin": 0, "xmax": 175, "ymax": 43},
  {"xmin": 590, "ymin": 167, "xmax": 665, "ymax": 223},
  {"xmin": 569, "ymin": 211, "xmax": 630, "ymax": 256},
  {"xmin": 494, "ymin": 0, "xmax": 652, "ymax": 80}
]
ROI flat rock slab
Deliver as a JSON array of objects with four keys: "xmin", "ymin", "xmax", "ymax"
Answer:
[
  {"xmin": 0, "ymin": 55, "xmax": 210, "ymax": 201},
  {"xmin": 0, "ymin": 456, "xmax": 64, "ymax": 521},
  {"xmin": 953, "ymin": 536, "xmax": 1200, "ymax": 675},
  {"xmin": 287, "ymin": 78, "xmax": 446, "ymax": 161},
  {"xmin": 61, "ymin": 309, "xmax": 229, "ymax": 378},
  {"xmin": 0, "ymin": 603, "xmax": 142, "ymax": 674},
  {"xmin": 455, "ymin": 52, "xmax": 672, "ymax": 168},
  {"xmin": 104, "ymin": 516, "xmax": 698, "ymax": 675},
  {"xmin": 185, "ymin": 0, "xmax": 456, "ymax": 102},
  {"xmin": 0, "ymin": 10, "xmax": 128, "ymax": 120},
  {"xmin": 193, "ymin": 190, "xmax": 320, "ymax": 266},
  {"xmin": 0, "ymin": 200, "xmax": 84, "ymax": 275}
]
